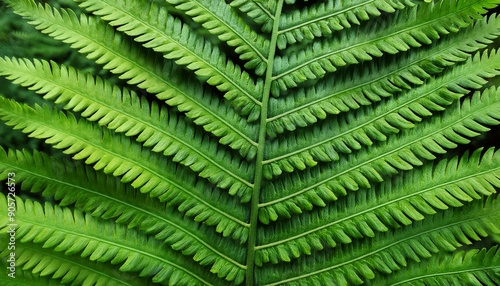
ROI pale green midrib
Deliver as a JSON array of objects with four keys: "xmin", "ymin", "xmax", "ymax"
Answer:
[
  {"xmin": 262, "ymin": 55, "xmax": 498, "ymax": 164},
  {"xmin": 263, "ymin": 210, "xmax": 499, "ymax": 285},
  {"xmin": 2, "ymin": 63, "xmax": 255, "ymax": 189},
  {"xmin": 246, "ymin": 1, "xmax": 284, "ymax": 285},
  {"xmin": 257, "ymin": 161, "xmax": 500, "ymax": 249},
  {"xmin": 388, "ymin": 266, "xmax": 500, "ymax": 286},
  {"xmin": 20, "ymin": 4, "xmax": 259, "ymax": 148},
  {"xmin": 272, "ymin": 1, "xmax": 481, "ymax": 79},
  {"xmin": 255, "ymin": 2, "xmax": 275, "ymax": 20},
  {"xmin": 13, "ymin": 212, "xmax": 214, "ymax": 286},
  {"xmin": 0, "ymin": 160, "xmax": 246, "ymax": 269},
  {"xmin": 189, "ymin": 0, "xmax": 269, "ymax": 62},
  {"xmin": 17, "ymin": 244, "xmax": 137, "ymax": 286},
  {"xmin": 101, "ymin": 0, "xmax": 263, "ymax": 105},
  {"xmin": 278, "ymin": 0, "xmax": 376, "ymax": 34},
  {"xmin": 260, "ymin": 96, "xmax": 499, "ymax": 207},
  {"xmin": 1, "ymin": 106, "xmax": 249, "ymax": 227}
]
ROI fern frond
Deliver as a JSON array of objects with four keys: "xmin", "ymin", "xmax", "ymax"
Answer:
[
  {"xmin": 1, "ymin": 0, "xmax": 499, "ymax": 284},
  {"xmin": 165, "ymin": 0, "xmax": 270, "ymax": 75},
  {"xmin": 4, "ymin": 0, "xmax": 260, "ymax": 158},
  {"xmin": 276, "ymin": 0, "xmax": 415, "ymax": 49},
  {"xmin": 256, "ymin": 148, "xmax": 500, "ymax": 265},
  {"xmin": 229, "ymin": 0, "xmax": 275, "ymax": 32},
  {"xmin": 260, "ymin": 86, "xmax": 500, "ymax": 223},
  {"xmin": 262, "ymin": 49, "xmax": 500, "ymax": 179},
  {"xmin": 0, "ymin": 258, "xmax": 67, "ymax": 286},
  {"xmin": 272, "ymin": 0, "xmax": 498, "ymax": 94},
  {"xmin": 0, "ymin": 98, "xmax": 250, "ymax": 241},
  {"xmin": 375, "ymin": 247, "xmax": 500, "ymax": 285},
  {"xmin": 0, "ymin": 240, "xmax": 154, "ymax": 286},
  {"xmin": 267, "ymin": 13, "xmax": 500, "ymax": 136},
  {"xmin": 0, "ymin": 148, "xmax": 247, "ymax": 281},
  {"xmin": 76, "ymin": 0, "xmax": 264, "ymax": 121},
  {"xmin": 259, "ymin": 196, "xmax": 500, "ymax": 285},
  {"xmin": 0, "ymin": 57, "xmax": 255, "ymax": 201},
  {"xmin": 0, "ymin": 194, "xmax": 225, "ymax": 285}
]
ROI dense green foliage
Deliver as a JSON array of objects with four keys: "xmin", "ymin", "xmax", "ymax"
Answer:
[
  {"xmin": 1, "ymin": 0, "xmax": 500, "ymax": 285},
  {"xmin": 0, "ymin": 0, "xmax": 101, "ymax": 151}
]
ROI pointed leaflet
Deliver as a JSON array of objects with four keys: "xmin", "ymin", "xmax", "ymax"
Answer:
[
  {"xmin": 0, "ymin": 97, "xmax": 250, "ymax": 242},
  {"xmin": 0, "ymin": 241, "xmax": 154, "ymax": 286},
  {"xmin": 262, "ymin": 49, "xmax": 500, "ymax": 179},
  {"xmin": 256, "ymin": 148, "xmax": 500, "ymax": 264},
  {"xmin": 0, "ymin": 194, "xmax": 224, "ymax": 285},
  {"xmin": 0, "ymin": 148, "xmax": 247, "ymax": 277},
  {"xmin": 259, "ymin": 196, "xmax": 500, "ymax": 285},
  {"xmin": 0, "ymin": 262, "xmax": 68, "ymax": 286},
  {"xmin": 4, "ymin": 0, "xmax": 259, "ymax": 159},
  {"xmin": 375, "ymin": 247, "xmax": 500, "ymax": 285},
  {"xmin": 0, "ymin": 57, "xmax": 255, "ymax": 201},
  {"xmin": 276, "ymin": 0, "xmax": 415, "ymax": 49},
  {"xmin": 229, "ymin": 0, "xmax": 275, "ymax": 32},
  {"xmin": 165, "ymin": 0, "xmax": 270, "ymax": 75},
  {"xmin": 75, "ymin": 0, "xmax": 264, "ymax": 121},
  {"xmin": 272, "ymin": 0, "xmax": 500, "ymax": 94},
  {"xmin": 260, "ymin": 86, "xmax": 500, "ymax": 223},
  {"xmin": 267, "ymin": 13, "xmax": 500, "ymax": 136}
]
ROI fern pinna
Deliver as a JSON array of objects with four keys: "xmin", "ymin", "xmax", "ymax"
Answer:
[{"xmin": 1, "ymin": 0, "xmax": 500, "ymax": 285}]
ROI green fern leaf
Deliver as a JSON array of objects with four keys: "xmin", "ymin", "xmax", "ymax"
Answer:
[
  {"xmin": 0, "ymin": 257, "xmax": 73, "ymax": 286},
  {"xmin": 259, "ymin": 196, "xmax": 500, "ymax": 285},
  {"xmin": 272, "ymin": 0, "xmax": 499, "ymax": 94},
  {"xmin": 277, "ymin": 0, "xmax": 415, "ymax": 49},
  {"xmin": 229, "ymin": 0, "xmax": 274, "ymax": 32},
  {"xmin": 4, "ymin": 0, "xmax": 260, "ymax": 158},
  {"xmin": 374, "ymin": 246, "xmax": 500, "ymax": 285},
  {"xmin": 257, "ymin": 147, "xmax": 500, "ymax": 264},
  {"xmin": 267, "ymin": 13, "xmax": 500, "ymax": 137},
  {"xmin": 263, "ymin": 50, "xmax": 500, "ymax": 179},
  {"xmin": 260, "ymin": 87, "xmax": 500, "ymax": 223},
  {"xmin": 0, "ymin": 240, "xmax": 154, "ymax": 286},
  {"xmin": 1, "ymin": 0, "xmax": 500, "ymax": 285},
  {"xmin": 76, "ymin": 0, "xmax": 264, "ymax": 121},
  {"xmin": 165, "ymin": 0, "xmax": 270, "ymax": 75},
  {"xmin": 0, "ymin": 147, "xmax": 247, "ymax": 274},
  {"xmin": 0, "ymin": 194, "xmax": 228, "ymax": 285},
  {"xmin": 0, "ymin": 57, "xmax": 255, "ymax": 201},
  {"xmin": 0, "ymin": 98, "xmax": 250, "ymax": 243}
]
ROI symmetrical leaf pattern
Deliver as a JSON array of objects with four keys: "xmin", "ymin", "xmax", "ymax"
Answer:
[{"xmin": 0, "ymin": 0, "xmax": 500, "ymax": 285}]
